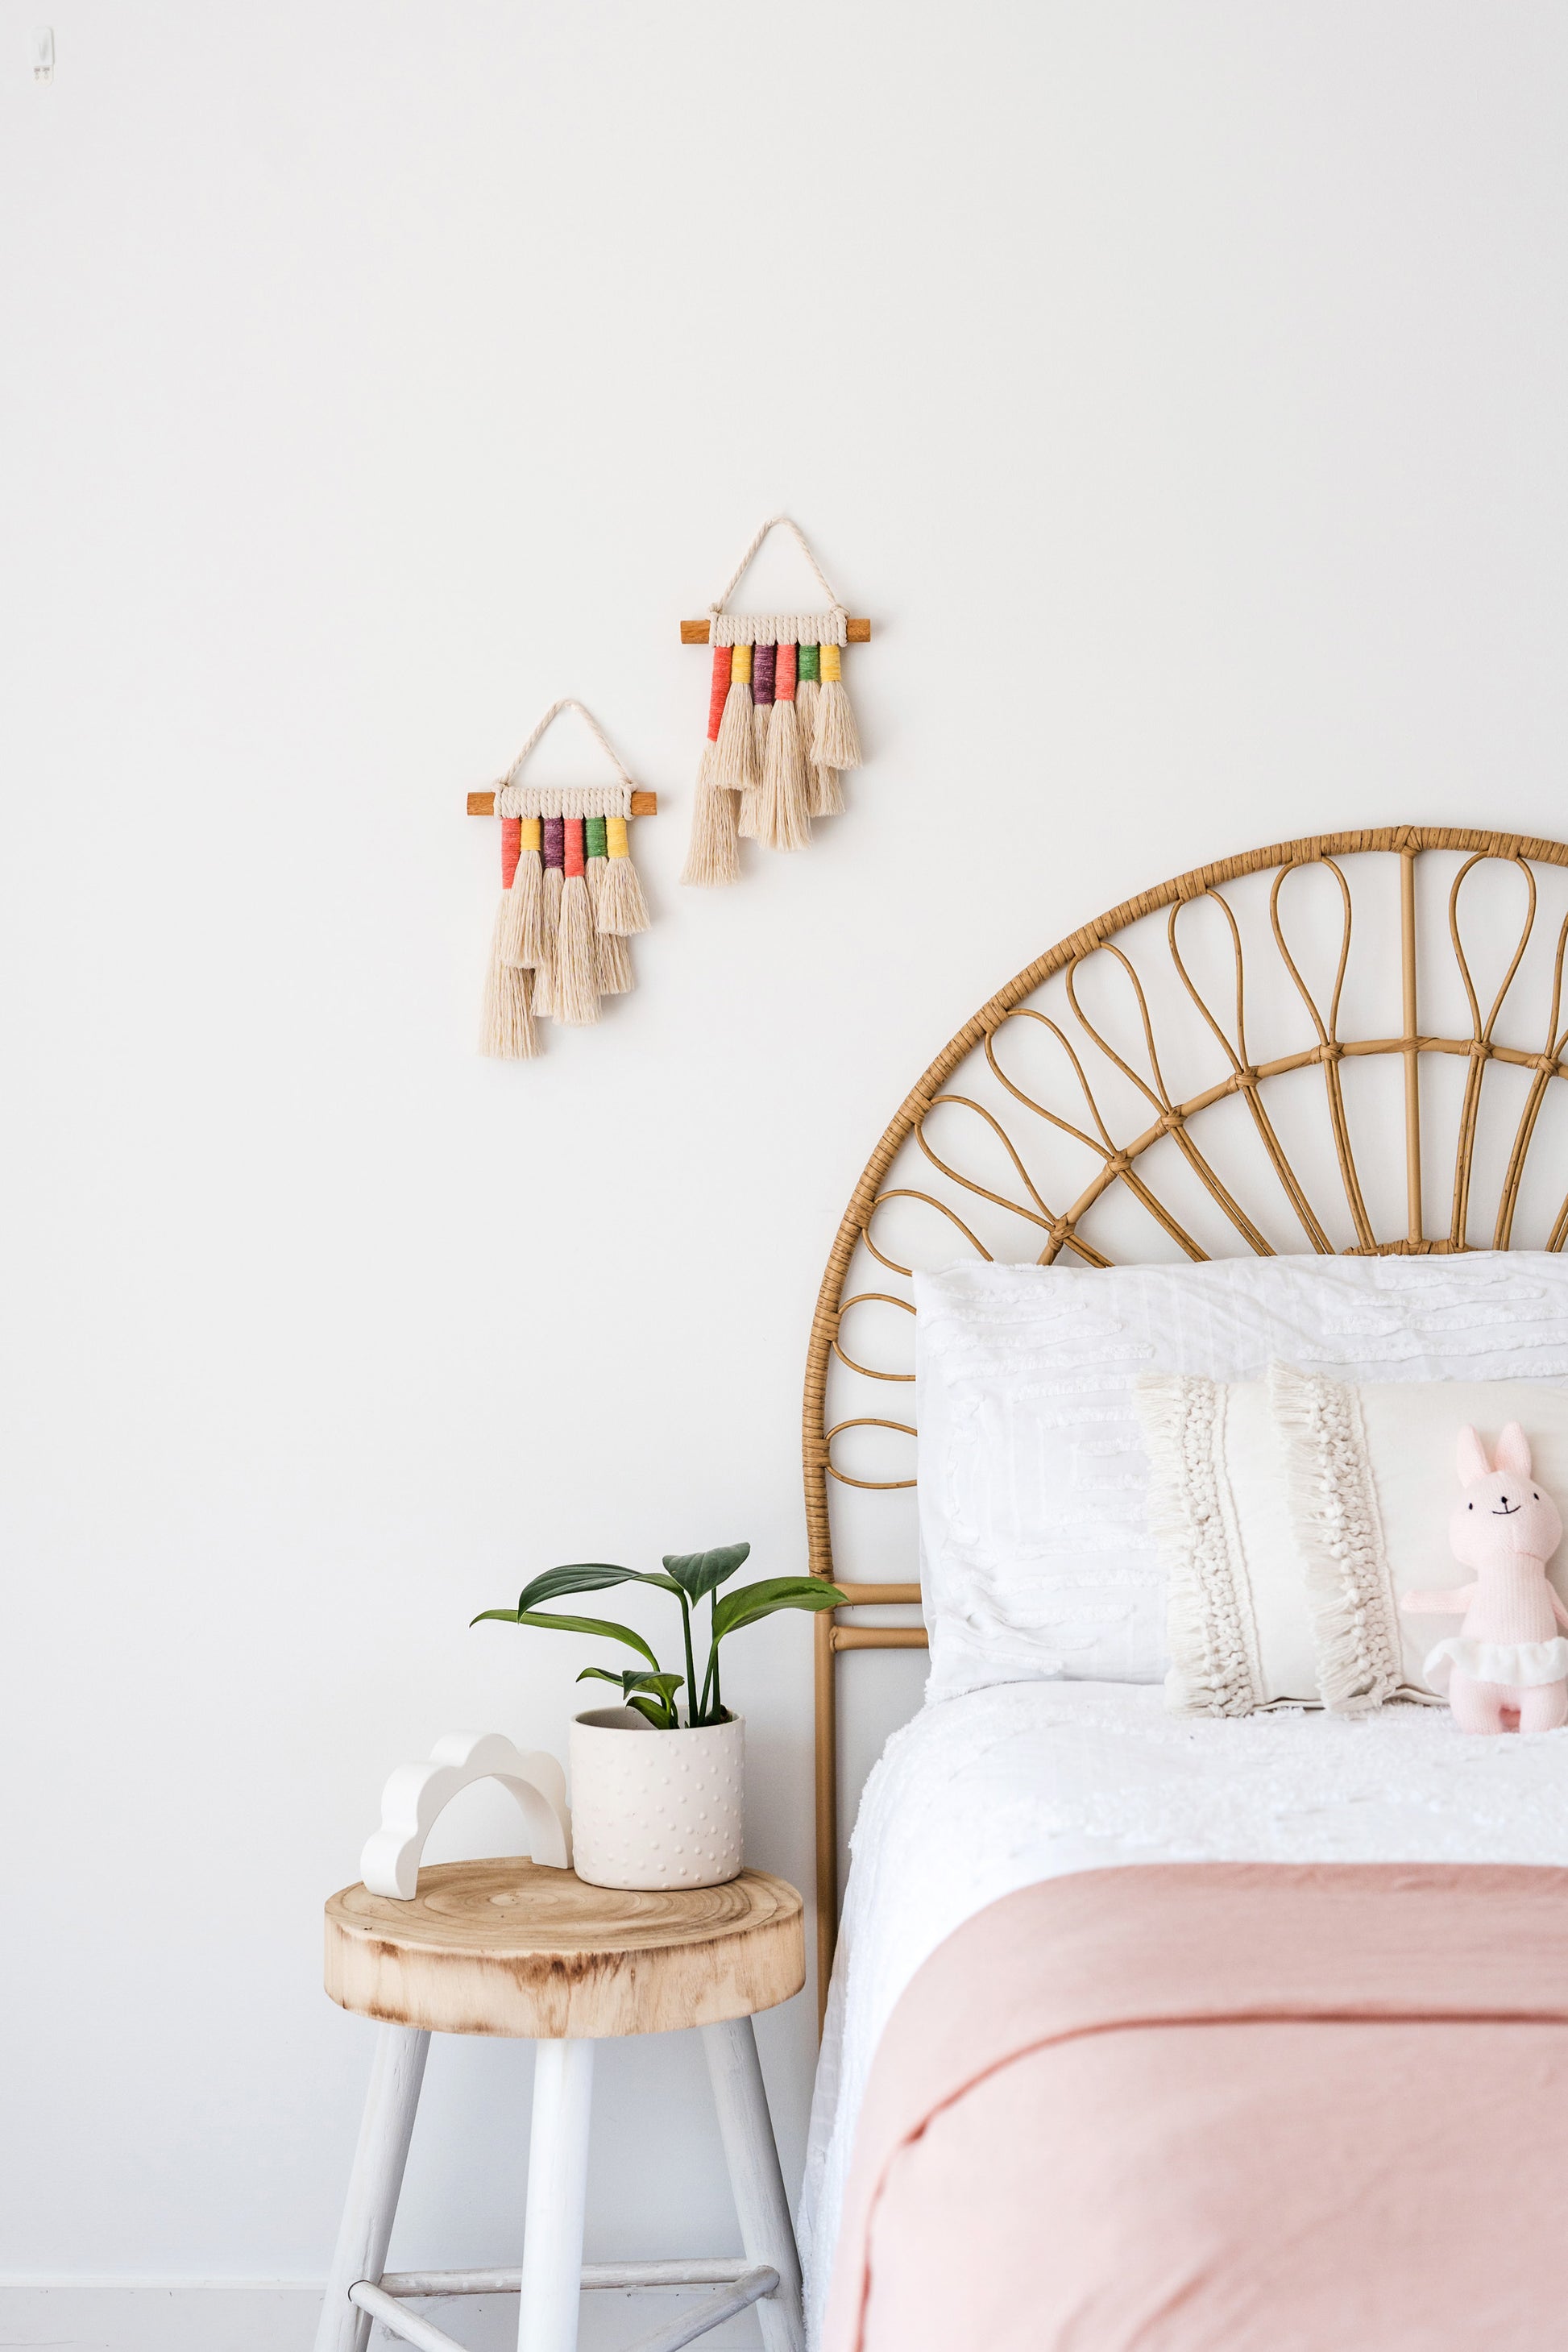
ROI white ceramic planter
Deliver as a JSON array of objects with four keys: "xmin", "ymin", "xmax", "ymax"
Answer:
[{"xmin": 568, "ymin": 1707, "xmax": 745, "ymax": 1892}]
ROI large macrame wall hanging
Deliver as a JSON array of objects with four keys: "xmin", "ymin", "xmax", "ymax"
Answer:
[
  {"xmin": 471, "ymin": 700, "xmax": 652, "ymax": 1060},
  {"xmin": 680, "ymin": 516, "xmax": 872, "ymax": 887}
]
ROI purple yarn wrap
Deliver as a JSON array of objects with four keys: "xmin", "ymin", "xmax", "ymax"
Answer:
[
  {"xmin": 542, "ymin": 816, "xmax": 566, "ymax": 869},
  {"xmin": 752, "ymin": 642, "xmax": 776, "ymax": 705}
]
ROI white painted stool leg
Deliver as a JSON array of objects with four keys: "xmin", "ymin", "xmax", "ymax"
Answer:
[
  {"xmin": 314, "ymin": 2022, "xmax": 430, "ymax": 2352},
  {"xmin": 702, "ymin": 2018, "xmax": 804, "ymax": 2352},
  {"xmin": 517, "ymin": 2036, "xmax": 595, "ymax": 2352}
]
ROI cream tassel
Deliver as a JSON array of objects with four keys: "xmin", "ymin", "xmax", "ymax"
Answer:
[
  {"xmin": 759, "ymin": 695, "xmax": 811, "ymax": 851},
  {"xmin": 596, "ymin": 930, "xmax": 635, "ymax": 994},
  {"xmin": 599, "ymin": 817, "xmax": 649, "ymax": 933},
  {"xmin": 737, "ymin": 783, "xmax": 761, "ymax": 840},
  {"xmin": 680, "ymin": 743, "xmax": 740, "ymax": 886},
  {"xmin": 479, "ymin": 918, "xmax": 539, "ymax": 1059},
  {"xmin": 531, "ymin": 864, "xmax": 564, "ymax": 1018},
  {"xmin": 809, "ymin": 761, "xmax": 844, "ymax": 817},
  {"xmin": 552, "ymin": 871, "xmax": 600, "ymax": 1026},
  {"xmin": 811, "ymin": 641, "xmax": 862, "ymax": 770},
  {"xmin": 712, "ymin": 653, "xmax": 758, "ymax": 794},
  {"xmin": 586, "ymin": 853, "xmax": 635, "ymax": 995},
  {"xmin": 499, "ymin": 835, "xmax": 544, "ymax": 968}
]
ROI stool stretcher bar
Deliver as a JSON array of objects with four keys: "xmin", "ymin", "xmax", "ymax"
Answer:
[
  {"xmin": 380, "ymin": 2259, "xmax": 757, "ymax": 2295},
  {"xmin": 351, "ymin": 2267, "xmax": 780, "ymax": 2352}
]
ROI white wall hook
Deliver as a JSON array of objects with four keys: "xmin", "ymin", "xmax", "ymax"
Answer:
[{"xmin": 360, "ymin": 1730, "xmax": 572, "ymax": 1898}]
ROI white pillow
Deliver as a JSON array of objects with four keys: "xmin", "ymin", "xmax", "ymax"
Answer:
[
  {"xmin": 1271, "ymin": 1364, "xmax": 1568, "ymax": 1712},
  {"xmin": 914, "ymin": 1254, "xmax": 1568, "ymax": 1703}
]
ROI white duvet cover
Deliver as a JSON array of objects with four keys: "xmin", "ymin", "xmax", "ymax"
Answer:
[{"xmin": 799, "ymin": 1681, "xmax": 1568, "ymax": 2346}]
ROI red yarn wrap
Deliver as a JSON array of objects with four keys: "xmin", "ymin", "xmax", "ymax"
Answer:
[
  {"xmin": 563, "ymin": 817, "xmax": 586, "ymax": 878},
  {"xmin": 707, "ymin": 644, "xmax": 731, "ymax": 740},
  {"xmin": 774, "ymin": 642, "xmax": 797, "ymax": 702},
  {"xmin": 500, "ymin": 816, "xmax": 521, "ymax": 890}
]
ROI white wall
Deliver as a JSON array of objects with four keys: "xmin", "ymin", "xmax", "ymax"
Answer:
[{"xmin": 5, "ymin": 0, "xmax": 1568, "ymax": 2334}]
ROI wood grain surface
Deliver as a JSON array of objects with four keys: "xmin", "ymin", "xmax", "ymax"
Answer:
[{"xmin": 324, "ymin": 1860, "xmax": 805, "ymax": 2039}]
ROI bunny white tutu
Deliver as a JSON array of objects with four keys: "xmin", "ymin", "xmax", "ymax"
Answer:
[{"xmin": 1425, "ymin": 1636, "xmax": 1568, "ymax": 1691}]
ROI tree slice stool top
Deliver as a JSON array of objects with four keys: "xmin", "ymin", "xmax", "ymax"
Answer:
[{"xmin": 324, "ymin": 1860, "xmax": 805, "ymax": 2040}]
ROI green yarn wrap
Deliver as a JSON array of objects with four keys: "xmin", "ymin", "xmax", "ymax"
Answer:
[
  {"xmin": 584, "ymin": 815, "xmax": 608, "ymax": 859},
  {"xmin": 797, "ymin": 641, "xmax": 820, "ymax": 682}
]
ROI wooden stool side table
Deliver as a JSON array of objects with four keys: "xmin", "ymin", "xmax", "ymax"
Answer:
[{"xmin": 313, "ymin": 1860, "xmax": 807, "ymax": 2352}]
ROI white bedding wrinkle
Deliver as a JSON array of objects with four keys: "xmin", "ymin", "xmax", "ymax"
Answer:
[
  {"xmin": 799, "ymin": 1680, "xmax": 1568, "ymax": 2348},
  {"xmin": 915, "ymin": 1255, "xmax": 1568, "ymax": 1699}
]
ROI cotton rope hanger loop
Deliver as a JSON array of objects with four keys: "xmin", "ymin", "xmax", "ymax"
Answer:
[
  {"xmin": 496, "ymin": 698, "xmax": 638, "ymax": 818},
  {"xmin": 708, "ymin": 514, "xmax": 847, "ymax": 624},
  {"xmin": 479, "ymin": 697, "xmax": 650, "ymax": 1061},
  {"xmin": 681, "ymin": 517, "xmax": 866, "ymax": 889}
]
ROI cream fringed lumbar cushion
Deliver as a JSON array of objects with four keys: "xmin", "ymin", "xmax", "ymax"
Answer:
[
  {"xmin": 1135, "ymin": 1374, "xmax": 1323, "ymax": 1715},
  {"xmin": 1135, "ymin": 1366, "xmax": 1568, "ymax": 1716}
]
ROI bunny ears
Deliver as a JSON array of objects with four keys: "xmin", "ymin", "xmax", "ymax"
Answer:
[{"xmin": 1457, "ymin": 1423, "xmax": 1533, "ymax": 1483}]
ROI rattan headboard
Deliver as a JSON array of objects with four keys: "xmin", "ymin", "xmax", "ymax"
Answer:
[{"xmin": 803, "ymin": 825, "xmax": 1568, "ymax": 2013}]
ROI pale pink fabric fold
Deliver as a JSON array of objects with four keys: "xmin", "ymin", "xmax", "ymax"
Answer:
[{"xmin": 823, "ymin": 1863, "xmax": 1568, "ymax": 2352}]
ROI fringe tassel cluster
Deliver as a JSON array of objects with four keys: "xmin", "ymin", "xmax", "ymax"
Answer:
[
  {"xmin": 682, "ymin": 616, "xmax": 861, "ymax": 885},
  {"xmin": 479, "ymin": 770, "xmax": 649, "ymax": 1060}
]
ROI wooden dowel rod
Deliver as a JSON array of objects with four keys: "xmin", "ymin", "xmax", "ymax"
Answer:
[
  {"xmin": 833, "ymin": 1584, "xmax": 922, "ymax": 1606},
  {"xmin": 681, "ymin": 619, "xmax": 871, "ymax": 645},
  {"xmin": 830, "ymin": 1626, "xmax": 928, "ymax": 1651},
  {"xmin": 467, "ymin": 790, "xmax": 657, "ymax": 818}
]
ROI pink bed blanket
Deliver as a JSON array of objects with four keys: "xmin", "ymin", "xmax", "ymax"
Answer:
[{"xmin": 823, "ymin": 1862, "xmax": 1568, "ymax": 2352}]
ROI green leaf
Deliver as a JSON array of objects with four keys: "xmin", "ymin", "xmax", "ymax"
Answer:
[
  {"xmin": 711, "ymin": 1578, "xmax": 848, "ymax": 1641},
  {"xmin": 628, "ymin": 1694, "xmax": 675, "ymax": 1728},
  {"xmin": 470, "ymin": 1607, "xmax": 661, "ymax": 1671},
  {"xmin": 515, "ymin": 1562, "xmax": 644, "ymax": 1614},
  {"xmin": 661, "ymin": 1544, "xmax": 752, "ymax": 1603},
  {"xmin": 575, "ymin": 1666, "xmax": 685, "ymax": 1709}
]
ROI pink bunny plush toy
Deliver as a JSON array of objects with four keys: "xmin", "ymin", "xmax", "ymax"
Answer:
[{"xmin": 1400, "ymin": 1423, "xmax": 1568, "ymax": 1733}]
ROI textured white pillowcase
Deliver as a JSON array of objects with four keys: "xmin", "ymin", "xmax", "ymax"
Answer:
[{"xmin": 915, "ymin": 1254, "xmax": 1568, "ymax": 1703}]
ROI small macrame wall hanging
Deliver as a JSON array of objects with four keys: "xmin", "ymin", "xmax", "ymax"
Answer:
[
  {"xmin": 471, "ymin": 699, "xmax": 652, "ymax": 1060},
  {"xmin": 680, "ymin": 516, "xmax": 872, "ymax": 887}
]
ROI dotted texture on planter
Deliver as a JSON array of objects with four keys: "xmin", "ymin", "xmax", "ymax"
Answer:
[{"xmin": 570, "ymin": 1717, "xmax": 745, "ymax": 1893}]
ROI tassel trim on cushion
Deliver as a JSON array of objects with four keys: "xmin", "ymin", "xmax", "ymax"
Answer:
[
  {"xmin": 1267, "ymin": 1362, "xmax": 1407, "ymax": 1712},
  {"xmin": 1134, "ymin": 1373, "xmax": 1262, "ymax": 1718}
]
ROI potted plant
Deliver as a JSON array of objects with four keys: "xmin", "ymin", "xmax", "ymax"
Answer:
[{"xmin": 473, "ymin": 1543, "xmax": 844, "ymax": 1891}]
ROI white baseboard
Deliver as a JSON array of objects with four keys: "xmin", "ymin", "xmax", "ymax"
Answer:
[{"xmin": 0, "ymin": 2280, "xmax": 763, "ymax": 2350}]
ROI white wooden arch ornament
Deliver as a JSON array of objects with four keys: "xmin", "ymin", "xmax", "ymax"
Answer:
[{"xmin": 359, "ymin": 1730, "xmax": 572, "ymax": 1898}]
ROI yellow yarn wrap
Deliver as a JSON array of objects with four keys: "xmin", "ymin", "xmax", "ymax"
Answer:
[
  {"xmin": 819, "ymin": 641, "xmax": 842, "ymax": 682},
  {"xmin": 605, "ymin": 815, "xmax": 630, "ymax": 860},
  {"xmin": 730, "ymin": 644, "xmax": 753, "ymax": 686},
  {"xmin": 517, "ymin": 816, "xmax": 541, "ymax": 852}
]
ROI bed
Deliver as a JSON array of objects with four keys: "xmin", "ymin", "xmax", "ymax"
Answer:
[{"xmin": 797, "ymin": 828, "xmax": 1568, "ymax": 2351}]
